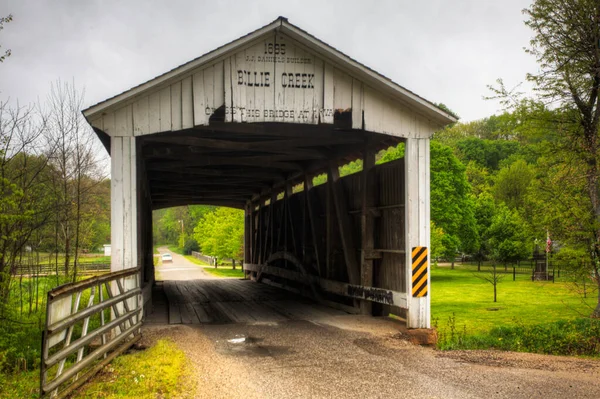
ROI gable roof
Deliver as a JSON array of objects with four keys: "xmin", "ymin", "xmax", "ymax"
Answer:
[{"xmin": 83, "ymin": 16, "xmax": 457, "ymax": 126}]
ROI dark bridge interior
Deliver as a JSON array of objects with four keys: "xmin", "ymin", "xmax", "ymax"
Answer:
[
  {"xmin": 134, "ymin": 120, "xmax": 408, "ymax": 318},
  {"xmin": 139, "ymin": 120, "xmax": 400, "ymax": 210}
]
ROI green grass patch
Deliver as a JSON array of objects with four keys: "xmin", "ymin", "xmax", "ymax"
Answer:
[
  {"xmin": 76, "ymin": 339, "xmax": 193, "ymax": 399},
  {"xmin": 0, "ymin": 368, "xmax": 39, "ymax": 399},
  {"xmin": 431, "ymin": 266, "xmax": 597, "ymax": 334},
  {"xmin": 432, "ymin": 265, "xmax": 599, "ymax": 355},
  {"xmin": 167, "ymin": 245, "xmax": 184, "ymax": 255},
  {"xmin": 183, "ymin": 256, "xmax": 244, "ymax": 278},
  {"xmin": 437, "ymin": 316, "xmax": 600, "ymax": 357}
]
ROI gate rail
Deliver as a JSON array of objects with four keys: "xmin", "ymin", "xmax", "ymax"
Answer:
[{"xmin": 40, "ymin": 267, "xmax": 142, "ymax": 398}]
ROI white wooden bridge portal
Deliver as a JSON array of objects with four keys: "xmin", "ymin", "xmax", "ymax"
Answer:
[{"xmin": 82, "ymin": 17, "xmax": 455, "ymax": 331}]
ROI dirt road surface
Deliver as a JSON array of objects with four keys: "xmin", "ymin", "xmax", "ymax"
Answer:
[
  {"xmin": 147, "ymin": 249, "xmax": 599, "ymax": 398},
  {"xmin": 141, "ymin": 316, "xmax": 600, "ymax": 399}
]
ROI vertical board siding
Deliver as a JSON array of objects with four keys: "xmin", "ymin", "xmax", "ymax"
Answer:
[
  {"xmin": 333, "ymin": 68, "xmax": 352, "ymax": 111},
  {"xmin": 148, "ymin": 92, "xmax": 161, "ymax": 134},
  {"xmin": 110, "ymin": 136, "xmax": 139, "ymax": 272},
  {"xmin": 181, "ymin": 76, "xmax": 194, "ymax": 128},
  {"xmin": 133, "ymin": 97, "xmax": 149, "ymax": 136},
  {"xmin": 111, "ymin": 137, "xmax": 124, "ymax": 270},
  {"xmin": 159, "ymin": 86, "xmax": 171, "ymax": 132},
  {"xmin": 92, "ymin": 34, "xmax": 435, "ymax": 139},
  {"xmin": 171, "ymin": 81, "xmax": 182, "ymax": 131},
  {"xmin": 322, "ymin": 62, "xmax": 334, "ymax": 124}
]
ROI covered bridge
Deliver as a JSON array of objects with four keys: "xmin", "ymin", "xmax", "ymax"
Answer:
[{"xmin": 82, "ymin": 17, "xmax": 455, "ymax": 330}]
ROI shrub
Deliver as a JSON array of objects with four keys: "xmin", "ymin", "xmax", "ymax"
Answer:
[{"xmin": 436, "ymin": 317, "xmax": 600, "ymax": 357}]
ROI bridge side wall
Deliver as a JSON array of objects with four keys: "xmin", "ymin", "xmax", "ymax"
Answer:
[{"xmin": 244, "ymin": 156, "xmax": 410, "ymax": 320}]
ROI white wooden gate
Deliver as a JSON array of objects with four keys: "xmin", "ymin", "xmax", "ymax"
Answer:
[{"xmin": 40, "ymin": 268, "xmax": 142, "ymax": 398}]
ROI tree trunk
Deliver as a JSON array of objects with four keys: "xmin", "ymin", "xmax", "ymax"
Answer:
[{"xmin": 593, "ymin": 271, "xmax": 600, "ymax": 318}]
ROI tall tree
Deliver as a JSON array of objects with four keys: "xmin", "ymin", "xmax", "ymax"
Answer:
[
  {"xmin": 46, "ymin": 80, "xmax": 106, "ymax": 279},
  {"xmin": 0, "ymin": 101, "xmax": 51, "ymax": 306},
  {"xmin": 524, "ymin": 0, "xmax": 600, "ymax": 317}
]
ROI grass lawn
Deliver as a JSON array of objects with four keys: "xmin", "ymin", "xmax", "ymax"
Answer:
[
  {"xmin": 0, "ymin": 369, "xmax": 39, "ymax": 399},
  {"xmin": 431, "ymin": 265, "xmax": 598, "ymax": 335},
  {"xmin": 75, "ymin": 339, "xmax": 194, "ymax": 399},
  {"xmin": 183, "ymin": 255, "xmax": 245, "ymax": 278},
  {"xmin": 167, "ymin": 245, "xmax": 184, "ymax": 255}
]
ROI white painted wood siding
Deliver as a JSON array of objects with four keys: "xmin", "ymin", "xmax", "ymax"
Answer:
[
  {"xmin": 90, "ymin": 33, "xmax": 435, "ymax": 139},
  {"xmin": 404, "ymin": 137, "xmax": 431, "ymax": 329},
  {"xmin": 111, "ymin": 136, "xmax": 138, "ymax": 272}
]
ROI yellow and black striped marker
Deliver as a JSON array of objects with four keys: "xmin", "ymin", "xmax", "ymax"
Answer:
[{"xmin": 411, "ymin": 246, "xmax": 428, "ymax": 297}]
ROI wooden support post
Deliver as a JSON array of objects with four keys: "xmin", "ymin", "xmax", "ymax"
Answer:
[
  {"xmin": 270, "ymin": 191, "xmax": 276, "ymax": 257},
  {"xmin": 326, "ymin": 175, "xmax": 332, "ymax": 279},
  {"xmin": 328, "ymin": 163, "xmax": 360, "ymax": 285},
  {"xmin": 360, "ymin": 146, "xmax": 376, "ymax": 315},
  {"xmin": 257, "ymin": 202, "xmax": 263, "ymax": 264},
  {"xmin": 110, "ymin": 136, "xmax": 138, "ymax": 272},
  {"xmin": 301, "ymin": 181, "xmax": 307, "ymax": 262},
  {"xmin": 304, "ymin": 175, "xmax": 322, "ymax": 277},
  {"xmin": 252, "ymin": 202, "xmax": 259, "ymax": 265},
  {"xmin": 262, "ymin": 197, "xmax": 271, "ymax": 265},
  {"xmin": 285, "ymin": 182, "xmax": 297, "ymax": 256},
  {"xmin": 405, "ymin": 137, "xmax": 431, "ymax": 329},
  {"xmin": 244, "ymin": 202, "xmax": 252, "ymax": 277}
]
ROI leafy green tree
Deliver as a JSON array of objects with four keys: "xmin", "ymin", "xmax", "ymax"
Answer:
[
  {"xmin": 523, "ymin": 0, "xmax": 600, "ymax": 317},
  {"xmin": 465, "ymin": 161, "xmax": 493, "ymax": 197},
  {"xmin": 430, "ymin": 141, "xmax": 478, "ymax": 256},
  {"xmin": 487, "ymin": 204, "xmax": 530, "ymax": 267},
  {"xmin": 493, "ymin": 159, "xmax": 534, "ymax": 210},
  {"xmin": 473, "ymin": 192, "xmax": 496, "ymax": 270},
  {"xmin": 194, "ymin": 207, "xmax": 244, "ymax": 261},
  {"xmin": 456, "ymin": 138, "xmax": 520, "ymax": 171},
  {"xmin": 376, "ymin": 143, "xmax": 404, "ymax": 164},
  {"xmin": 430, "ymin": 221, "xmax": 446, "ymax": 265}
]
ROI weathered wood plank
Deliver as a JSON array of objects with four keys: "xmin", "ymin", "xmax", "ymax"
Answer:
[
  {"xmin": 360, "ymin": 146, "xmax": 376, "ymax": 315},
  {"xmin": 328, "ymin": 164, "xmax": 360, "ymax": 285},
  {"xmin": 170, "ymin": 80, "xmax": 182, "ymax": 131},
  {"xmin": 181, "ymin": 76, "xmax": 194, "ymax": 129},
  {"xmin": 304, "ymin": 176, "xmax": 322, "ymax": 277}
]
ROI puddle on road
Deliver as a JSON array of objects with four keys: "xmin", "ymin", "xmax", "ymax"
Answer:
[{"xmin": 216, "ymin": 334, "xmax": 292, "ymax": 358}]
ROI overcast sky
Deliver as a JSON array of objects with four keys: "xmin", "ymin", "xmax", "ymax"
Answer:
[{"xmin": 0, "ymin": 0, "xmax": 537, "ymax": 122}]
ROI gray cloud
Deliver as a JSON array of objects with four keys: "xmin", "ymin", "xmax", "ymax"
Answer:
[{"xmin": 1, "ymin": 0, "xmax": 536, "ymax": 121}]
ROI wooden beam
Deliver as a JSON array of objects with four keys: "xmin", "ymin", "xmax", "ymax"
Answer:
[
  {"xmin": 257, "ymin": 202, "xmax": 263, "ymax": 264},
  {"xmin": 304, "ymin": 175, "xmax": 322, "ymax": 277},
  {"xmin": 146, "ymin": 158, "xmax": 302, "ymax": 171},
  {"xmin": 152, "ymin": 199, "xmax": 244, "ymax": 210},
  {"xmin": 360, "ymin": 145, "xmax": 376, "ymax": 315},
  {"xmin": 244, "ymin": 203, "xmax": 251, "ymax": 265},
  {"xmin": 328, "ymin": 163, "xmax": 360, "ymax": 285},
  {"xmin": 146, "ymin": 168, "xmax": 285, "ymax": 180},
  {"xmin": 243, "ymin": 263, "xmax": 407, "ymax": 309},
  {"xmin": 285, "ymin": 182, "xmax": 297, "ymax": 256},
  {"xmin": 145, "ymin": 151, "xmax": 323, "ymax": 162},
  {"xmin": 143, "ymin": 137, "xmax": 332, "ymax": 158}
]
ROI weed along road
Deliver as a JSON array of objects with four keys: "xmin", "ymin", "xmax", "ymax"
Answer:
[{"xmin": 140, "ymin": 315, "xmax": 600, "ymax": 398}]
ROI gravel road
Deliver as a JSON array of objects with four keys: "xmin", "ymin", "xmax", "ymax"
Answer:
[{"xmin": 140, "ymin": 316, "xmax": 600, "ymax": 399}]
